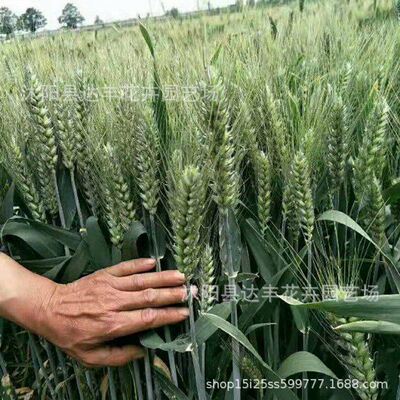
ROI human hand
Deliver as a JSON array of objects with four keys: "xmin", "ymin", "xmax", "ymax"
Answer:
[{"xmin": 3, "ymin": 257, "xmax": 190, "ymax": 368}]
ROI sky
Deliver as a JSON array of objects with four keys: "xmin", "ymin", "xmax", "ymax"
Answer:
[{"xmin": 0, "ymin": 0, "xmax": 235, "ymax": 30}]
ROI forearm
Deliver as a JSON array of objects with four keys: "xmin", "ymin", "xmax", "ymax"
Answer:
[{"xmin": 0, "ymin": 252, "xmax": 56, "ymax": 334}]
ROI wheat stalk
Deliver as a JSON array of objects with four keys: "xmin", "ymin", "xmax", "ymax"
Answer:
[
  {"xmin": 202, "ymin": 72, "xmax": 242, "ymax": 400},
  {"xmin": 133, "ymin": 109, "xmax": 178, "ymax": 386}
]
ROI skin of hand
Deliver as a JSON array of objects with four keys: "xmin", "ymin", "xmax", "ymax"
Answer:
[{"xmin": 0, "ymin": 254, "xmax": 191, "ymax": 368}]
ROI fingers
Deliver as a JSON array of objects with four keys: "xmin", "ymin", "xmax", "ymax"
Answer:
[
  {"xmin": 116, "ymin": 270, "xmax": 186, "ymax": 292},
  {"xmin": 118, "ymin": 286, "xmax": 197, "ymax": 311},
  {"xmin": 82, "ymin": 345, "xmax": 145, "ymax": 368},
  {"xmin": 106, "ymin": 259, "xmax": 156, "ymax": 277},
  {"xmin": 109, "ymin": 307, "xmax": 189, "ymax": 338}
]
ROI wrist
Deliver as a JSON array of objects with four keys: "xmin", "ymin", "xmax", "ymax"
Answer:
[{"xmin": 0, "ymin": 253, "xmax": 58, "ymax": 335}]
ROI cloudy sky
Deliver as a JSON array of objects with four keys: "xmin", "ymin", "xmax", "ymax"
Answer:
[{"xmin": 0, "ymin": 0, "xmax": 235, "ymax": 30}]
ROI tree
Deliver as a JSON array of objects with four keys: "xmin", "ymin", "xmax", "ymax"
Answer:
[
  {"xmin": 58, "ymin": 3, "xmax": 84, "ymax": 29},
  {"xmin": 0, "ymin": 7, "xmax": 17, "ymax": 37},
  {"xmin": 248, "ymin": 0, "xmax": 256, "ymax": 6},
  {"xmin": 166, "ymin": 8, "xmax": 179, "ymax": 19},
  {"xmin": 18, "ymin": 8, "xmax": 47, "ymax": 33},
  {"xmin": 94, "ymin": 15, "xmax": 103, "ymax": 25},
  {"xmin": 235, "ymin": 0, "xmax": 244, "ymax": 11}
]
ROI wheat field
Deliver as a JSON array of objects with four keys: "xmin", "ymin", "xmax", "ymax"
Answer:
[{"xmin": 0, "ymin": 0, "xmax": 400, "ymax": 399}]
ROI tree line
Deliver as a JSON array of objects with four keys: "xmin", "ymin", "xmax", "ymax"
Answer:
[
  {"xmin": 0, "ymin": 0, "xmax": 299, "ymax": 39},
  {"xmin": 0, "ymin": 3, "xmax": 90, "ymax": 37}
]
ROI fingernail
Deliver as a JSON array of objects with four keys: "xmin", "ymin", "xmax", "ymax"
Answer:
[
  {"xmin": 144, "ymin": 259, "xmax": 156, "ymax": 266},
  {"xmin": 176, "ymin": 271, "xmax": 186, "ymax": 281},
  {"xmin": 179, "ymin": 308, "xmax": 190, "ymax": 317}
]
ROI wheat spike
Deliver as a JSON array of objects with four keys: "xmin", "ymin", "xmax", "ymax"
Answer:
[
  {"xmin": 200, "ymin": 71, "xmax": 230, "ymax": 155},
  {"xmin": 362, "ymin": 175, "xmax": 386, "ymax": 246},
  {"xmin": 283, "ymin": 150, "xmax": 314, "ymax": 246},
  {"xmin": 353, "ymin": 96, "xmax": 389, "ymax": 201},
  {"xmin": 170, "ymin": 166, "xmax": 207, "ymax": 279},
  {"xmin": 330, "ymin": 314, "xmax": 378, "ymax": 400},
  {"xmin": 54, "ymin": 102, "xmax": 78, "ymax": 171},
  {"xmin": 256, "ymin": 151, "xmax": 272, "ymax": 236},
  {"xmin": 25, "ymin": 70, "xmax": 58, "ymax": 216},
  {"xmin": 73, "ymin": 71, "xmax": 98, "ymax": 215},
  {"xmin": 133, "ymin": 112, "xmax": 160, "ymax": 215},
  {"xmin": 340, "ymin": 63, "xmax": 353, "ymax": 95},
  {"xmin": 8, "ymin": 139, "xmax": 47, "ymax": 223},
  {"xmin": 327, "ymin": 93, "xmax": 348, "ymax": 192},
  {"xmin": 365, "ymin": 97, "xmax": 389, "ymax": 178},
  {"xmin": 199, "ymin": 245, "xmax": 216, "ymax": 313},
  {"xmin": 200, "ymin": 72, "xmax": 240, "ymax": 213},
  {"xmin": 102, "ymin": 144, "xmax": 136, "ymax": 247},
  {"xmin": 213, "ymin": 129, "xmax": 240, "ymax": 213}
]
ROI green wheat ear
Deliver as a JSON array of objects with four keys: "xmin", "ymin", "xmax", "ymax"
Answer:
[
  {"xmin": 24, "ymin": 69, "xmax": 58, "ymax": 216},
  {"xmin": 73, "ymin": 70, "xmax": 98, "ymax": 216},
  {"xmin": 241, "ymin": 355, "xmax": 263, "ymax": 381},
  {"xmin": 201, "ymin": 72, "xmax": 240, "ymax": 213},
  {"xmin": 199, "ymin": 245, "xmax": 216, "ymax": 313},
  {"xmin": 283, "ymin": 149, "xmax": 314, "ymax": 247},
  {"xmin": 340, "ymin": 63, "xmax": 353, "ymax": 95},
  {"xmin": 8, "ymin": 139, "xmax": 47, "ymax": 223},
  {"xmin": 199, "ymin": 70, "xmax": 230, "ymax": 154},
  {"xmin": 170, "ymin": 165, "xmax": 207, "ymax": 279},
  {"xmin": 213, "ymin": 129, "xmax": 240, "ymax": 213},
  {"xmin": 362, "ymin": 174, "xmax": 386, "ymax": 246},
  {"xmin": 256, "ymin": 151, "xmax": 272, "ymax": 237},
  {"xmin": 391, "ymin": 178, "xmax": 400, "ymax": 222},
  {"xmin": 353, "ymin": 96, "xmax": 389, "ymax": 202},
  {"xmin": 330, "ymin": 314, "xmax": 378, "ymax": 400},
  {"xmin": 133, "ymin": 110, "xmax": 160, "ymax": 216},
  {"xmin": 102, "ymin": 143, "xmax": 136, "ymax": 247},
  {"xmin": 54, "ymin": 101, "xmax": 78, "ymax": 171},
  {"xmin": 327, "ymin": 93, "xmax": 348, "ymax": 193}
]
